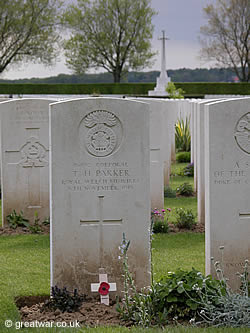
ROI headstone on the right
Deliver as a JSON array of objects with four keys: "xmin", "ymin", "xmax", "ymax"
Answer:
[
  {"xmin": 205, "ymin": 98, "xmax": 250, "ymax": 290},
  {"xmin": 197, "ymin": 99, "xmax": 223, "ymax": 226}
]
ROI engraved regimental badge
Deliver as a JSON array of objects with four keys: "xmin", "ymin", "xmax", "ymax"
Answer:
[
  {"xmin": 80, "ymin": 110, "xmax": 123, "ymax": 157},
  {"xmin": 234, "ymin": 112, "xmax": 250, "ymax": 154},
  {"xmin": 19, "ymin": 137, "xmax": 48, "ymax": 167}
]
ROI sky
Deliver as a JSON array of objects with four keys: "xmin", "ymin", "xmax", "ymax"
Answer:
[{"xmin": 3, "ymin": 0, "xmax": 217, "ymax": 80}]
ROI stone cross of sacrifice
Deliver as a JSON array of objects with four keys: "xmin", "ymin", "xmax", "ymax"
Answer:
[{"xmin": 91, "ymin": 268, "xmax": 117, "ymax": 305}]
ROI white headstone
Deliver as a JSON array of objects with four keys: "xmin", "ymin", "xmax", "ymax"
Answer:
[
  {"xmin": 0, "ymin": 99, "xmax": 54, "ymax": 226},
  {"xmin": 196, "ymin": 99, "xmax": 224, "ymax": 226},
  {"xmin": 50, "ymin": 98, "xmax": 151, "ymax": 296},
  {"xmin": 205, "ymin": 98, "xmax": 250, "ymax": 290},
  {"xmin": 133, "ymin": 98, "xmax": 166, "ymax": 210},
  {"xmin": 162, "ymin": 100, "xmax": 178, "ymax": 185}
]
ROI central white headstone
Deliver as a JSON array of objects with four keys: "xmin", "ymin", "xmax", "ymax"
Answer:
[{"xmin": 50, "ymin": 98, "xmax": 151, "ymax": 296}]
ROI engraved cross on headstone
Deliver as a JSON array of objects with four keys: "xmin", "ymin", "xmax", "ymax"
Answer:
[
  {"xmin": 80, "ymin": 195, "xmax": 123, "ymax": 266},
  {"xmin": 5, "ymin": 128, "xmax": 48, "ymax": 208},
  {"xmin": 239, "ymin": 211, "xmax": 250, "ymax": 222}
]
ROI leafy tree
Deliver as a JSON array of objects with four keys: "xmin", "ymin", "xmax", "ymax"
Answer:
[
  {"xmin": 63, "ymin": 0, "xmax": 156, "ymax": 83},
  {"xmin": 166, "ymin": 82, "xmax": 185, "ymax": 98},
  {"xmin": 199, "ymin": 0, "xmax": 250, "ymax": 82},
  {"xmin": 0, "ymin": 0, "xmax": 62, "ymax": 74}
]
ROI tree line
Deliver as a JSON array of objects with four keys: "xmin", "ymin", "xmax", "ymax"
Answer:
[
  {"xmin": 0, "ymin": 68, "xmax": 239, "ymax": 84},
  {"xmin": 0, "ymin": 0, "xmax": 249, "ymax": 82}
]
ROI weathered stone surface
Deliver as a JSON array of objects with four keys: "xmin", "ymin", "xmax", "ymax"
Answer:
[
  {"xmin": 205, "ymin": 97, "xmax": 250, "ymax": 290},
  {"xmin": 0, "ymin": 99, "xmax": 54, "ymax": 226},
  {"xmin": 50, "ymin": 98, "xmax": 151, "ymax": 296}
]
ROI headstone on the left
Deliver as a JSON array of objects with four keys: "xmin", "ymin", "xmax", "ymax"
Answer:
[{"xmin": 0, "ymin": 99, "xmax": 55, "ymax": 226}]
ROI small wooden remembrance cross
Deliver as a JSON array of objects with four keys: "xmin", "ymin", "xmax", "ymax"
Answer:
[{"xmin": 91, "ymin": 268, "xmax": 117, "ymax": 305}]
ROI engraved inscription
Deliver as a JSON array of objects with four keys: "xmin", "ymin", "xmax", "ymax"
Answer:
[
  {"xmin": 234, "ymin": 112, "xmax": 250, "ymax": 154},
  {"xmin": 79, "ymin": 110, "xmax": 122, "ymax": 157},
  {"xmin": 62, "ymin": 161, "xmax": 139, "ymax": 192},
  {"xmin": 19, "ymin": 137, "xmax": 48, "ymax": 167},
  {"xmin": 15, "ymin": 110, "xmax": 48, "ymax": 123},
  {"xmin": 212, "ymin": 158, "xmax": 250, "ymax": 185}
]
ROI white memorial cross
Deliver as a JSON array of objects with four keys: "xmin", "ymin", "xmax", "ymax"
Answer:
[
  {"xmin": 91, "ymin": 268, "xmax": 117, "ymax": 305},
  {"xmin": 80, "ymin": 195, "xmax": 123, "ymax": 266}
]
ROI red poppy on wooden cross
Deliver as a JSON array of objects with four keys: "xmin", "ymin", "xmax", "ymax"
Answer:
[{"xmin": 91, "ymin": 268, "xmax": 117, "ymax": 305}]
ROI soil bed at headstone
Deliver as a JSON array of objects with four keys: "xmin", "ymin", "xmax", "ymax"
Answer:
[
  {"xmin": 16, "ymin": 295, "xmax": 126, "ymax": 327},
  {"xmin": 0, "ymin": 223, "xmax": 204, "ymax": 236},
  {"xmin": 0, "ymin": 225, "xmax": 50, "ymax": 236}
]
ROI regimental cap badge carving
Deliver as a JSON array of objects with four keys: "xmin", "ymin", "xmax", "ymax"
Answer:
[
  {"xmin": 234, "ymin": 112, "xmax": 250, "ymax": 154},
  {"xmin": 19, "ymin": 137, "xmax": 48, "ymax": 167},
  {"xmin": 84, "ymin": 110, "xmax": 117, "ymax": 128},
  {"xmin": 80, "ymin": 110, "xmax": 122, "ymax": 157}
]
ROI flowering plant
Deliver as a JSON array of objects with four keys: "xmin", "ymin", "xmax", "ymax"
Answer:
[{"xmin": 151, "ymin": 208, "xmax": 171, "ymax": 234}]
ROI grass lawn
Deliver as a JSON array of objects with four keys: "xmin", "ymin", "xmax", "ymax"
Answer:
[
  {"xmin": 152, "ymin": 233, "xmax": 205, "ymax": 281},
  {"xmin": 0, "ymin": 161, "xmax": 247, "ymax": 332},
  {"xmin": 1, "ymin": 234, "xmax": 248, "ymax": 333},
  {"xmin": 165, "ymin": 161, "xmax": 197, "ymax": 223},
  {"xmin": 165, "ymin": 197, "xmax": 197, "ymax": 223}
]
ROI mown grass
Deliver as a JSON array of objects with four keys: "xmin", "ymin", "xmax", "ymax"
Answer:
[
  {"xmin": 165, "ymin": 197, "xmax": 197, "ymax": 223},
  {"xmin": 170, "ymin": 161, "xmax": 189, "ymax": 176},
  {"xmin": 169, "ymin": 160, "xmax": 194, "ymax": 193},
  {"xmin": 165, "ymin": 161, "xmax": 197, "ymax": 223},
  {"xmin": 1, "ymin": 234, "xmax": 248, "ymax": 333},
  {"xmin": 1, "ymin": 161, "xmax": 245, "ymax": 332},
  {"xmin": 169, "ymin": 175, "xmax": 194, "ymax": 192},
  {"xmin": 1, "ymin": 326, "xmax": 250, "ymax": 333},
  {"xmin": 152, "ymin": 233, "xmax": 205, "ymax": 281}
]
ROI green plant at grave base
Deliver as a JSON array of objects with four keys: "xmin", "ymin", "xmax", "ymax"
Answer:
[
  {"xmin": 183, "ymin": 162, "xmax": 194, "ymax": 177},
  {"xmin": 164, "ymin": 186, "xmax": 177, "ymax": 198},
  {"xmin": 117, "ymin": 233, "xmax": 226, "ymax": 326},
  {"xmin": 6, "ymin": 210, "xmax": 30, "ymax": 229},
  {"xmin": 176, "ymin": 183, "xmax": 193, "ymax": 197},
  {"xmin": 151, "ymin": 268, "xmax": 225, "ymax": 322},
  {"xmin": 42, "ymin": 216, "xmax": 50, "ymax": 225},
  {"xmin": 175, "ymin": 116, "xmax": 191, "ymax": 152},
  {"xmin": 44, "ymin": 286, "xmax": 84, "ymax": 313},
  {"xmin": 166, "ymin": 82, "xmax": 185, "ymax": 99},
  {"xmin": 176, "ymin": 151, "xmax": 191, "ymax": 163},
  {"xmin": 151, "ymin": 208, "xmax": 171, "ymax": 234},
  {"xmin": 175, "ymin": 208, "xmax": 196, "ymax": 230},
  {"xmin": 116, "ymin": 233, "xmax": 157, "ymax": 327},
  {"xmin": 192, "ymin": 247, "xmax": 250, "ymax": 328},
  {"xmin": 28, "ymin": 211, "xmax": 42, "ymax": 234}
]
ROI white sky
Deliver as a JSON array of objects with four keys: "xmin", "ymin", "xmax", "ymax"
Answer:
[{"xmin": 2, "ymin": 0, "xmax": 216, "ymax": 80}]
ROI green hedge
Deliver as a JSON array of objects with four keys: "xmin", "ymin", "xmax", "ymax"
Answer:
[
  {"xmin": 175, "ymin": 82, "xmax": 250, "ymax": 95},
  {"xmin": 0, "ymin": 83, "xmax": 155, "ymax": 95},
  {"xmin": 0, "ymin": 82, "xmax": 249, "ymax": 95}
]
